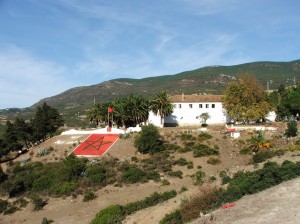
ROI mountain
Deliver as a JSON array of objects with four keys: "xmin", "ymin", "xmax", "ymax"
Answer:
[
  {"xmin": 1, "ymin": 60, "xmax": 299, "ymax": 125},
  {"xmin": 33, "ymin": 60, "xmax": 300, "ymax": 111}
]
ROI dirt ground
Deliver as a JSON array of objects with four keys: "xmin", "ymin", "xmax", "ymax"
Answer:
[
  {"xmin": 1, "ymin": 123, "xmax": 300, "ymax": 224},
  {"xmin": 191, "ymin": 177, "xmax": 300, "ymax": 224}
]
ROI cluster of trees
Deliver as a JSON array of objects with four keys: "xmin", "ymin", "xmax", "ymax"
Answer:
[
  {"xmin": 269, "ymin": 84, "xmax": 300, "ymax": 120},
  {"xmin": 87, "ymin": 91, "xmax": 174, "ymax": 128},
  {"xmin": 0, "ymin": 103, "xmax": 63, "ymax": 159},
  {"xmin": 223, "ymin": 74, "xmax": 300, "ymax": 123}
]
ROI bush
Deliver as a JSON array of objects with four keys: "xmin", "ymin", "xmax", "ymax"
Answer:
[
  {"xmin": 167, "ymin": 170, "xmax": 183, "ymax": 179},
  {"xmin": 181, "ymin": 186, "xmax": 220, "ymax": 222},
  {"xmin": 3, "ymin": 205, "xmax": 19, "ymax": 215},
  {"xmin": 91, "ymin": 190, "xmax": 177, "ymax": 224},
  {"xmin": 30, "ymin": 194, "xmax": 47, "ymax": 211},
  {"xmin": 123, "ymin": 191, "xmax": 177, "ymax": 215},
  {"xmin": 285, "ymin": 120, "xmax": 298, "ymax": 137},
  {"xmin": 193, "ymin": 171, "xmax": 206, "ymax": 185},
  {"xmin": 240, "ymin": 147, "xmax": 252, "ymax": 155},
  {"xmin": 0, "ymin": 199, "xmax": 8, "ymax": 213},
  {"xmin": 198, "ymin": 132, "xmax": 212, "ymax": 141},
  {"xmin": 193, "ymin": 144, "xmax": 219, "ymax": 157},
  {"xmin": 134, "ymin": 124, "xmax": 165, "ymax": 154},
  {"xmin": 55, "ymin": 182, "xmax": 77, "ymax": 196},
  {"xmin": 83, "ymin": 190, "xmax": 96, "ymax": 202},
  {"xmin": 160, "ymin": 210, "xmax": 183, "ymax": 224},
  {"xmin": 207, "ymin": 157, "xmax": 221, "ymax": 165},
  {"xmin": 180, "ymin": 133, "xmax": 195, "ymax": 141},
  {"xmin": 122, "ymin": 167, "xmax": 146, "ymax": 183},
  {"xmin": 252, "ymin": 150, "xmax": 275, "ymax": 163},
  {"xmin": 90, "ymin": 205, "xmax": 124, "ymax": 224},
  {"xmin": 41, "ymin": 218, "xmax": 54, "ymax": 224},
  {"xmin": 217, "ymin": 161, "xmax": 300, "ymax": 205}
]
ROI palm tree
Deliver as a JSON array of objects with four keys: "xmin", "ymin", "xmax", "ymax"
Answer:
[
  {"xmin": 150, "ymin": 91, "xmax": 174, "ymax": 127},
  {"xmin": 112, "ymin": 98, "xmax": 128, "ymax": 128},
  {"xmin": 126, "ymin": 95, "xmax": 149, "ymax": 126},
  {"xmin": 87, "ymin": 103, "xmax": 109, "ymax": 127}
]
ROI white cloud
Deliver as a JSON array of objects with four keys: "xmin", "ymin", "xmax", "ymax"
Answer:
[{"xmin": 0, "ymin": 46, "xmax": 73, "ymax": 108}]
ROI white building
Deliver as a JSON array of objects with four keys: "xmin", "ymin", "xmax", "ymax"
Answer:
[{"xmin": 148, "ymin": 94, "xmax": 227, "ymax": 127}]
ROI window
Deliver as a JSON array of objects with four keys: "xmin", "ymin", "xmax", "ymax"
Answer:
[
  {"xmin": 212, "ymin": 104, "xmax": 215, "ymax": 108},
  {"xmin": 189, "ymin": 104, "xmax": 193, "ymax": 108},
  {"xmin": 179, "ymin": 104, "xmax": 182, "ymax": 109},
  {"xmin": 199, "ymin": 104, "xmax": 203, "ymax": 108},
  {"xmin": 206, "ymin": 104, "xmax": 209, "ymax": 108}
]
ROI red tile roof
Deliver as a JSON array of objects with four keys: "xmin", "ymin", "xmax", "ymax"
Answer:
[{"xmin": 170, "ymin": 94, "xmax": 223, "ymax": 103}]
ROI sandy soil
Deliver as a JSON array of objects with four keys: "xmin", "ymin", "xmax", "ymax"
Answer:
[{"xmin": 0, "ymin": 123, "xmax": 300, "ymax": 224}]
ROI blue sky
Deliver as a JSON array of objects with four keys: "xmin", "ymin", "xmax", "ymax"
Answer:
[{"xmin": 0, "ymin": 0, "xmax": 299, "ymax": 108}]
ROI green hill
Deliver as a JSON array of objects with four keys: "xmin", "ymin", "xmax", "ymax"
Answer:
[{"xmin": 1, "ymin": 59, "xmax": 300, "ymax": 126}]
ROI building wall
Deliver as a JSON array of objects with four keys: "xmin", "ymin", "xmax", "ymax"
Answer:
[{"xmin": 164, "ymin": 102, "xmax": 227, "ymax": 126}]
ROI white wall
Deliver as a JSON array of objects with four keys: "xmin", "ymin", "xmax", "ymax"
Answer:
[
  {"xmin": 148, "ymin": 111, "xmax": 163, "ymax": 127},
  {"xmin": 164, "ymin": 102, "xmax": 227, "ymax": 126}
]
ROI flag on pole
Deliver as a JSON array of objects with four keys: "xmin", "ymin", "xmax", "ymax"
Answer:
[{"xmin": 108, "ymin": 107, "xmax": 113, "ymax": 113}]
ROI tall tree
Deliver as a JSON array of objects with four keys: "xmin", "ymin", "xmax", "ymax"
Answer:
[
  {"xmin": 14, "ymin": 117, "xmax": 33, "ymax": 148},
  {"xmin": 31, "ymin": 102, "xmax": 63, "ymax": 140},
  {"xmin": 150, "ymin": 91, "xmax": 174, "ymax": 127},
  {"xmin": 223, "ymin": 74, "xmax": 271, "ymax": 123}
]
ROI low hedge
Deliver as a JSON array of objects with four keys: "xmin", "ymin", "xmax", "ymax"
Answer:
[{"xmin": 90, "ymin": 190, "xmax": 177, "ymax": 224}]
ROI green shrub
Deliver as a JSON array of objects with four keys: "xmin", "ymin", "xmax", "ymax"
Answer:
[
  {"xmin": 122, "ymin": 167, "xmax": 146, "ymax": 183},
  {"xmin": 90, "ymin": 205, "xmax": 124, "ymax": 224},
  {"xmin": 285, "ymin": 120, "xmax": 298, "ymax": 137},
  {"xmin": 30, "ymin": 194, "xmax": 47, "ymax": 211},
  {"xmin": 134, "ymin": 124, "xmax": 165, "ymax": 154},
  {"xmin": 167, "ymin": 170, "xmax": 183, "ymax": 179},
  {"xmin": 187, "ymin": 162, "xmax": 194, "ymax": 169},
  {"xmin": 252, "ymin": 150, "xmax": 275, "ymax": 163},
  {"xmin": 161, "ymin": 179, "xmax": 170, "ymax": 186},
  {"xmin": 198, "ymin": 132, "xmax": 212, "ymax": 141},
  {"xmin": 0, "ymin": 199, "xmax": 8, "ymax": 213},
  {"xmin": 83, "ymin": 190, "xmax": 96, "ymax": 202},
  {"xmin": 160, "ymin": 210, "xmax": 183, "ymax": 224},
  {"xmin": 240, "ymin": 147, "xmax": 252, "ymax": 155},
  {"xmin": 174, "ymin": 157, "xmax": 189, "ymax": 166},
  {"xmin": 146, "ymin": 171, "xmax": 161, "ymax": 182},
  {"xmin": 123, "ymin": 191, "xmax": 177, "ymax": 215},
  {"xmin": 193, "ymin": 171, "xmax": 206, "ymax": 185},
  {"xmin": 91, "ymin": 190, "xmax": 177, "ymax": 224},
  {"xmin": 164, "ymin": 143, "xmax": 183, "ymax": 152},
  {"xmin": 217, "ymin": 161, "xmax": 300, "ymax": 205},
  {"xmin": 180, "ymin": 186, "xmax": 188, "ymax": 193},
  {"xmin": 180, "ymin": 133, "xmax": 195, "ymax": 141},
  {"xmin": 3, "ymin": 205, "xmax": 19, "ymax": 215},
  {"xmin": 41, "ymin": 218, "xmax": 54, "ymax": 224},
  {"xmin": 193, "ymin": 144, "xmax": 219, "ymax": 157},
  {"xmin": 86, "ymin": 165, "xmax": 107, "ymax": 186},
  {"xmin": 55, "ymin": 182, "xmax": 77, "ymax": 196}
]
